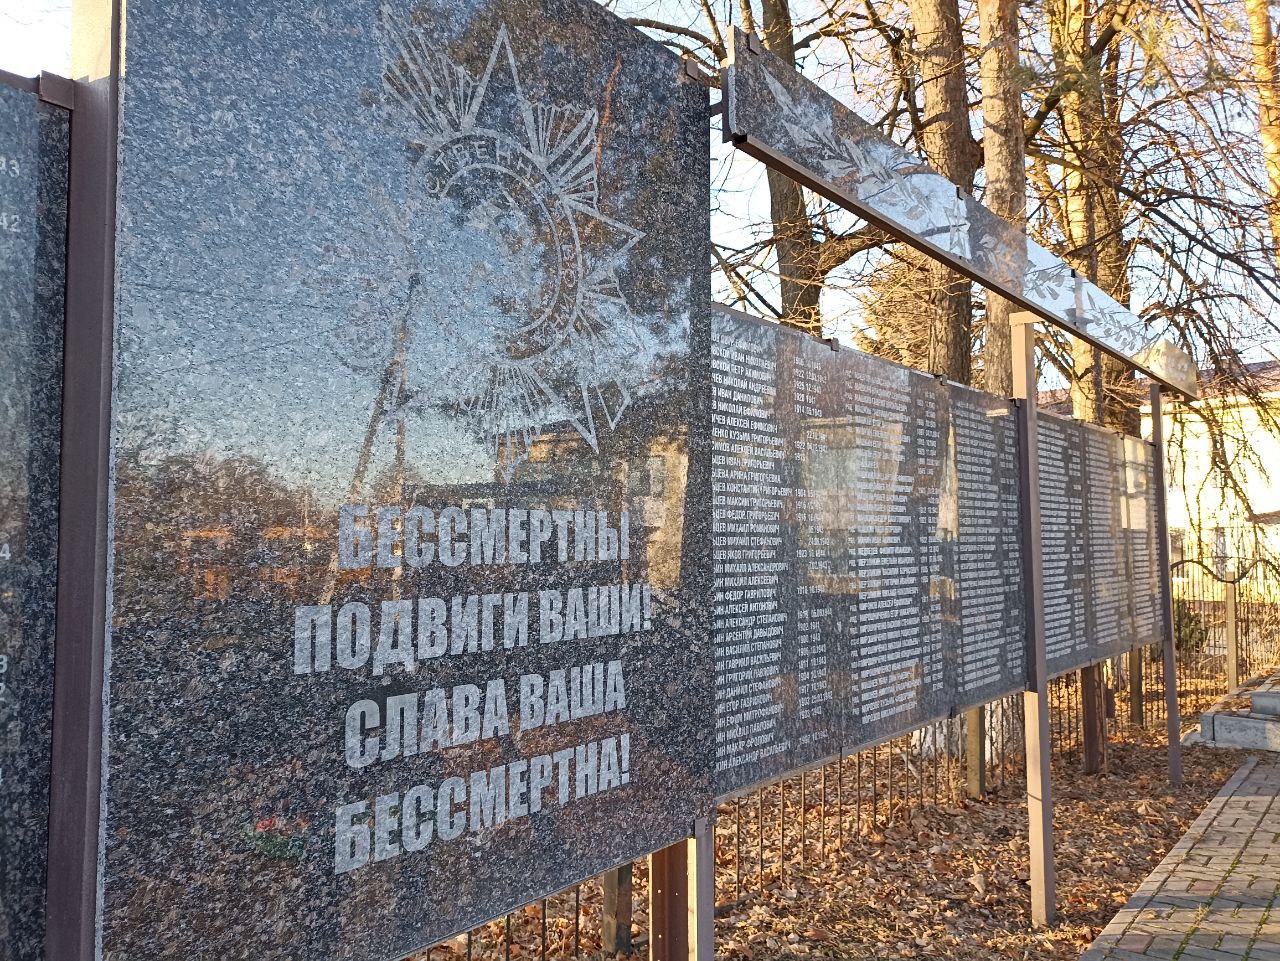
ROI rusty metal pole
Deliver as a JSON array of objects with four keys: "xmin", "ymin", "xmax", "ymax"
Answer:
[
  {"xmin": 1225, "ymin": 578, "xmax": 1239, "ymax": 691},
  {"xmin": 603, "ymin": 864, "xmax": 634, "ymax": 954},
  {"xmin": 649, "ymin": 840, "xmax": 689, "ymax": 961},
  {"xmin": 1150, "ymin": 384, "xmax": 1184, "ymax": 787},
  {"xmin": 649, "ymin": 814, "xmax": 715, "ymax": 961},
  {"xmin": 1081, "ymin": 663, "xmax": 1107, "ymax": 773},
  {"xmin": 1128, "ymin": 647, "xmax": 1145, "ymax": 726},
  {"xmin": 965, "ymin": 704, "xmax": 986, "ymax": 800},
  {"xmin": 1011, "ymin": 314, "xmax": 1056, "ymax": 927}
]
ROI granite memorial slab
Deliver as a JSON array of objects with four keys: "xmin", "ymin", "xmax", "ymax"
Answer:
[
  {"xmin": 720, "ymin": 26, "xmax": 1198, "ymax": 398},
  {"xmin": 1038, "ymin": 413, "xmax": 1092, "ymax": 678},
  {"xmin": 1040, "ymin": 412, "xmax": 1156, "ymax": 677},
  {"xmin": 99, "ymin": 0, "xmax": 712, "ymax": 956},
  {"xmin": 1123, "ymin": 436, "xmax": 1159, "ymax": 646},
  {"xmin": 710, "ymin": 306, "xmax": 1028, "ymax": 792},
  {"xmin": 844, "ymin": 351, "xmax": 950, "ymax": 746},
  {"xmin": 950, "ymin": 384, "xmax": 1025, "ymax": 705},
  {"xmin": 711, "ymin": 306, "xmax": 843, "ymax": 796},
  {"xmin": 0, "ymin": 80, "xmax": 68, "ymax": 961}
]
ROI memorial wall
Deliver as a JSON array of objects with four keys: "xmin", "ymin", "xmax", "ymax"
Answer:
[
  {"xmin": 0, "ymin": 81, "xmax": 68, "ymax": 961},
  {"xmin": 98, "ymin": 0, "xmax": 713, "ymax": 957},
  {"xmin": 711, "ymin": 307, "xmax": 1025, "ymax": 797},
  {"xmin": 6, "ymin": 8, "xmax": 1177, "ymax": 958}
]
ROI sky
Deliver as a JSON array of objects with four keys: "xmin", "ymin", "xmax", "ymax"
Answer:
[{"xmin": 0, "ymin": 1, "xmax": 69, "ymax": 77}]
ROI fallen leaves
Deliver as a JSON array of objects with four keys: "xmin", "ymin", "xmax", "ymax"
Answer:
[{"xmin": 412, "ymin": 728, "xmax": 1240, "ymax": 960}]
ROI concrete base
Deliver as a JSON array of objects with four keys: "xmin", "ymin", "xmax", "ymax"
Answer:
[
  {"xmin": 1200, "ymin": 710, "xmax": 1280, "ymax": 752},
  {"xmin": 1250, "ymin": 678, "xmax": 1280, "ymax": 717},
  {"xmin": 1195, "ymin": 673, "xmax": 1280, "ymax": 752}
]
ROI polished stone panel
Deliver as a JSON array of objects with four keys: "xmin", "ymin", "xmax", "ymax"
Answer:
[
  {"xmin": 721, "ymin": 26, "xmax": 1197, "ymax": 398},
  {"xmin": 0, "ymin": 82, "xmax": 68, "ymax": 961},
  {"xmin": 1039, "ymin": 412, "xmax": 1092, "ymax": 677},
  {"xmin": 1040, "ymin": 412, "xmax": 1157, "ymax": 678},
  {"xmin": 103, "ymin": 1, "xmax": 712, "ymax": 956},
  {"xmin": 710, "ymin": 307, "xmax": 1026, "ymax": 794},
  {"xmin": 844, "ymin": 350, "xmax": 949, "ymax": 746},
  {"xmin": 951, "ymin": 384, "xmax": 1025, "ymax": 705},
  {"xmin": 711, "ymin": 307, "xmax": 843, "ymax": 795}
]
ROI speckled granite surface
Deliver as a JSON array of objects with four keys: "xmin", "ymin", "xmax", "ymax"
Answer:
[
  {"xmin": 0, "ymin": 82, "xmax": 67, "ymax": 961},
  {"xmin": 102, "ymin": 1, "xmax": 713, "ymax": 957}
]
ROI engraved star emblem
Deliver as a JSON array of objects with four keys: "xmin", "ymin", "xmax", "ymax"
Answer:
[{"xmin": 380, "ymin": 9, "xmax": 645, "ymax": 474}]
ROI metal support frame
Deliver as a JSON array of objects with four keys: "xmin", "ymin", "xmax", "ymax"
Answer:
[
  {"xmin": 965, "ymin": 704, "xmax": 986, "ymax": 800},
  {"xmin": 688, "ymin": 815, "xmax": 716, "ymax": 961},
  {"xmin": 1080, "ymin": 662, "xmax": 1107, "ymax": 774},
  {"xmin": 603, "ymin": 864, "xmax": 634, "ymax": 955},
  {"xmin": 1150, "ymin": 385, "xmax": 1184, "ymax": 787},
  {"xmin": 45, "ymin": 1, "xmax": 121, "ymax": 958},
  {"xmin": 1128, "ymin": 647, "xmax": 1145, "ymax": 725},
  {"xmin": 648, "ymin": 814, "xmax": 715, "ymax": 961},
  {"xmin": 1011, "ymin": 314, "xmax": 1057, "ymax": 927},
  {"xmin": 1225, "ymin": 579, "xmax": 1239, "ymax": 691}
]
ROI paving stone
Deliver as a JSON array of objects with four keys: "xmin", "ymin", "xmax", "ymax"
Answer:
[{"xmin": 1080, "ymin": 757, "xmax": 1280, "ymax": 960}]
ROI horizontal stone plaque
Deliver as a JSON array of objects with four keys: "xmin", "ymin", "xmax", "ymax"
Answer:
[
  {"xmin": 101, "ymin": 0, "xmax": 712, "ymax": 956},
  {"xmin": 721, "ymin": 26, "xmax": 1197, "ymax": 398},
  {"xmin": 0, "ymin": 81, "xmax": 68, "ymax": 961},
  {"xmin": 711, "ymin": 307, "xmax": 1025, "ymax": 795}
]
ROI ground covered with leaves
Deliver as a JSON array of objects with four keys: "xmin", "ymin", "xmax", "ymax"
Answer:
[
  {"xmin": 419, "ymin": 728, "xmax": 1242, "ymax": 959},
  {"xmin": 714, "ymin": 730, "xmax": 1242, "ymax": 960}
]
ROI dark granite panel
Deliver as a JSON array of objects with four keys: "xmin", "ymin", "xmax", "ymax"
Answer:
[
  {"xmin": 1082, "ymin": 425, "xmax": 1129, "ymax": 659},
  {"xmin": 104, "ymin": 1, "xmax": 713, "ymax": 957},
  {"xmin": 0, "ymin": 84, "xmax": 67, "ymax": 961},
  {"xmin": 951, "ymin": 385, "xmax": 1025, "ymax": 705},
  {"xmin": 710, "ymin": 307, "xmax": 842, "ymax": 796},
  {"xmin": 845, "ymin": 354, "xmax": 947, "ymax": 745},
  {"xmin": 1041, "ymin": 413, "xmax": 1158, "ymax": 676},
  {"xmin": 720, "ymin": 26, "xmax": 1196, "ymax": 398},
  {"xmin": 710, "ymin": 308, "xmax": 1030, "ymax": 786},
  {"xmin": 1038, "ymin": 413, "xmax": 1091, "ymax": 678},
  {"xmin": 1123, "ymin": 437, "xmax": 1158, "ymax": 647}
]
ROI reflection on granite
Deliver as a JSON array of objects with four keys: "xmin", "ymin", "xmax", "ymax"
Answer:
[
  {"xmin": 103, "ymin": 0, "xmax": 712, "ymax": 957},
  {"xmin": 721, "ymin": 27, "xmax": 1197, "ymax": 397},
  {"xmin": 0, "ymin": 83, "xmax": 68, "ymax": 961},
  {"xmin": 711, "ymin": 307, "xmax": 1024, "ymax": 796}
]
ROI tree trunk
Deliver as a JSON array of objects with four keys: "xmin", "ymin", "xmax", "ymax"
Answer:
[
  {"xmin": 908, "ymin": 0, "xmax": 981, "ymax": 382},
  {"xmin": 1246, "ymin": 0, "xmax": 1280, "ymax": 269},
  {"xmin": 977, "ymin": 0, "xmax": 1025, "ymax": 397},
  {"xmin": 761, "ymin": 0, "xmax": 824, "ymax": 334},
  {"xmin": 1052, "ymin": 0, "xmax": 1135, "ymax": 432}
]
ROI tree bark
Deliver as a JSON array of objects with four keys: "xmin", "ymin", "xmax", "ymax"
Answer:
[
  {"xmin": 1246, "ymin": 0, "xmax": 1280, "ymax": 269},
  {"xmin": 760, "ymin": 0, "xmax": 824, "ymax": 333},
  {"xmin": 977, "ymin": 0, "xmax": 1025, "ymax": 397},
  {"xmin": 907, "ymin": 0, "xmax": 981, "ymax": 382}
]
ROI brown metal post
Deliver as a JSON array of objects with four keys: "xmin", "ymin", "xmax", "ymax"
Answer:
[
  {"xmin": 1128, "ymin": 647, "xmax": 1145, "ymax": 726},
  {"xmin": 1080, "ymin": 663, "xmax": 1107, "ymax": 773},
  {"xmin": 603, "ymin": 864, "xmax": 634, "ymax": 954},
  {"xmin": 46, "ymin": 2, "xmax": 120, "ymax": 960},
  {"xmin": 688, "ymin": 815, "xmax": 716, "ymax": 961},
  {"xmin": 1149, "ymin": 384, "xmax": 1184, "ymax": 787},
  {"xmin": 649, "ymin": 839, "xmax": 690, "ymax": 961},
  {"xmin": 965, "ymin": 704, "xmax": 986, "ymax": 800},
  {"xmin": 1225, "ymin": 579, "xmax": 1239, "ymax": 691},
  {"xmin": 1011, "ymin": 314, "xmax": 1056, "ymax": 927}
]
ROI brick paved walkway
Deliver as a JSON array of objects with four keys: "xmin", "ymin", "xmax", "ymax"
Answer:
[{"xmin": 1082, "ymin": 756, "xmax": 1280, "ymax": 960}]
